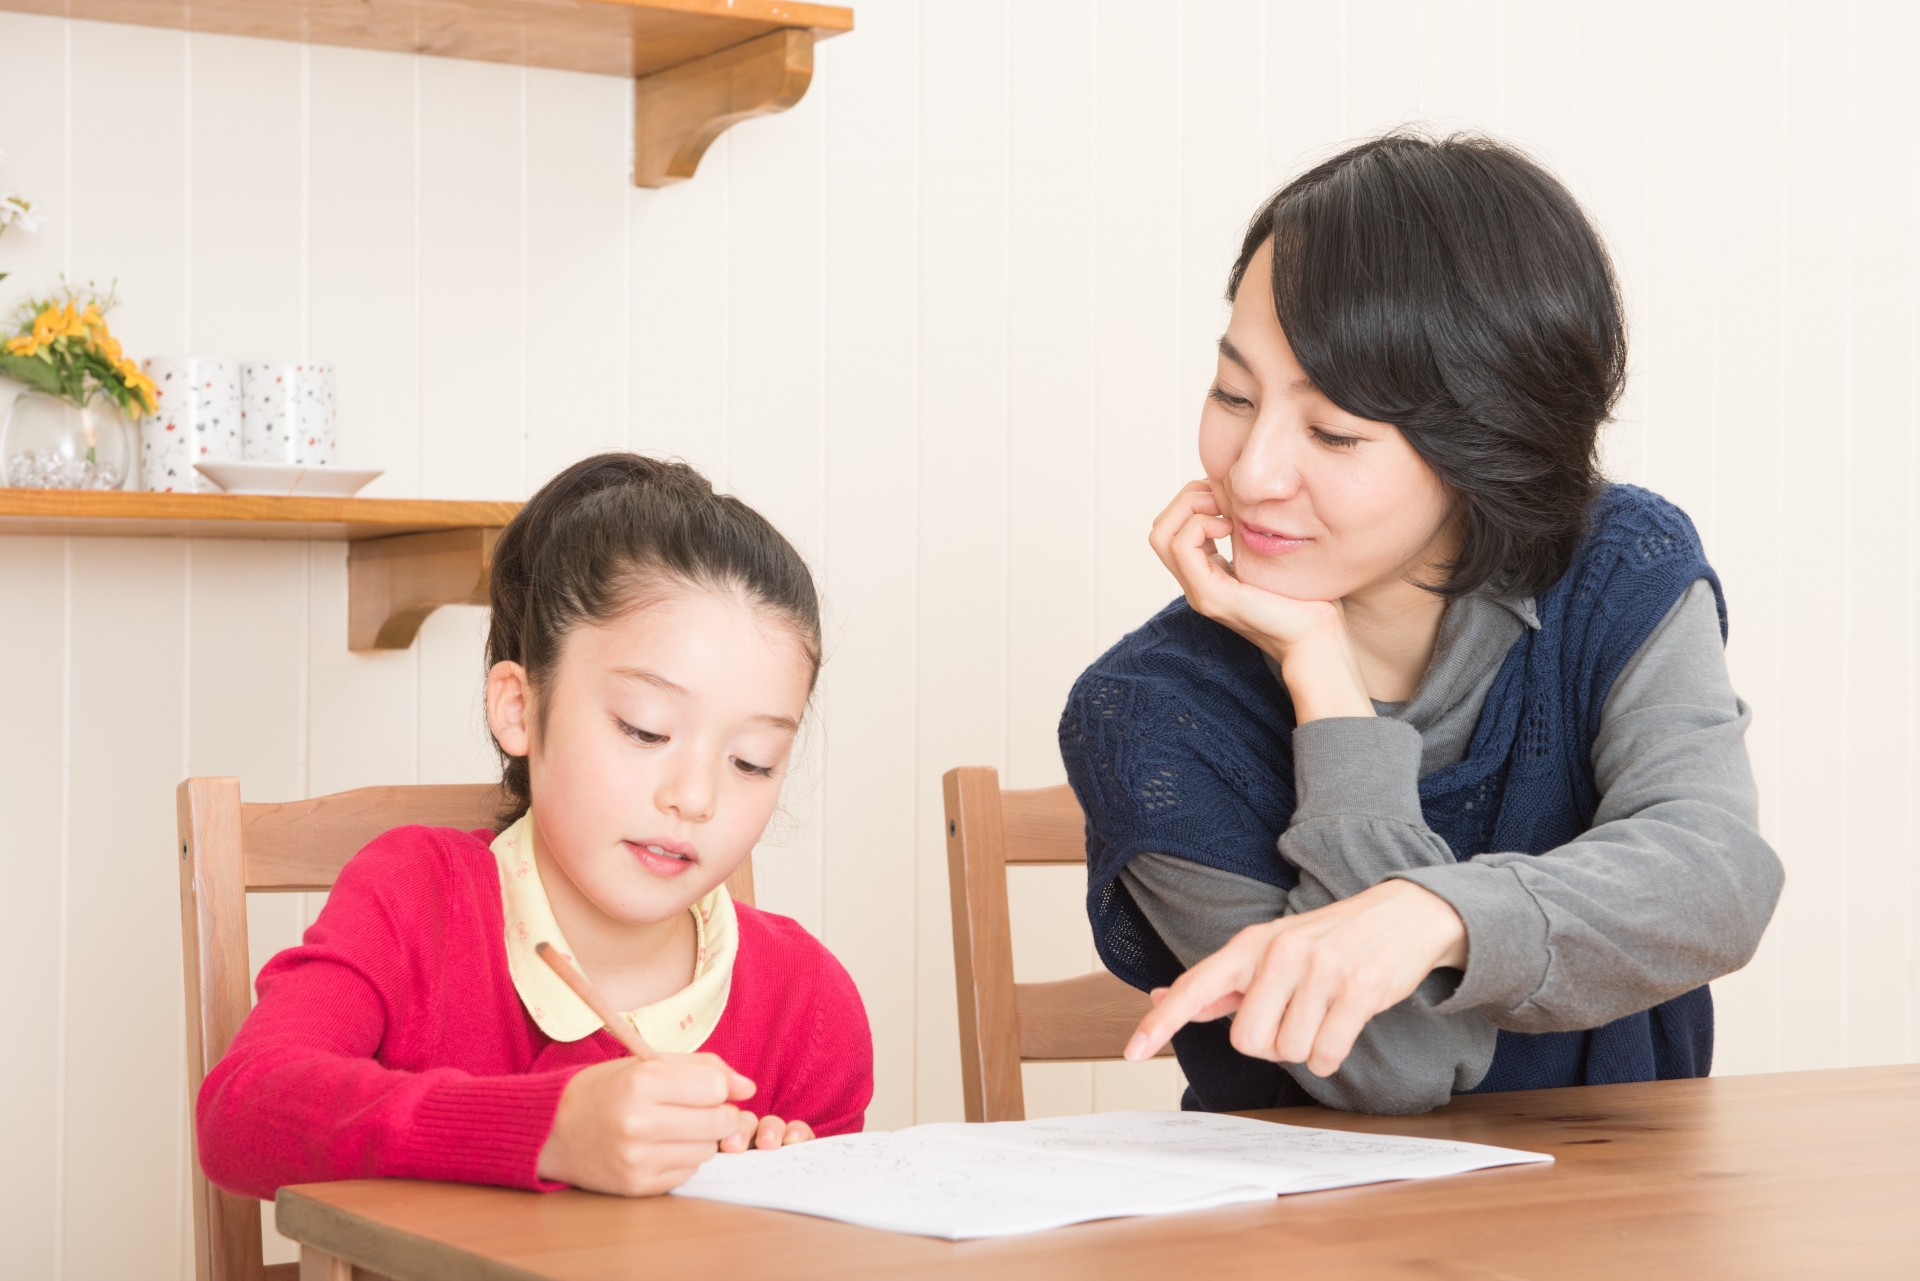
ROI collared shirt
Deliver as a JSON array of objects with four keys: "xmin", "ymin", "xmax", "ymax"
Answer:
[{"xmin": 491, "ymin": 813, "xmax": 736, "ymax": 1053}]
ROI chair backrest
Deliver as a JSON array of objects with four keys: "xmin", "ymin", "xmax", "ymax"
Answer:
[
  {"xmin": 941, "ymin": 766, "xmax": 1171, "ymax": 1124},
  {"xmin": 176, "ymin": 777, "xmax": 756, "ymax": 1281}
]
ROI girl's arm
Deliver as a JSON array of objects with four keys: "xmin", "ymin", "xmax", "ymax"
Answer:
[{"xmin": 197, "ymin": 945, "xmax": 580, "ymax": 1199}]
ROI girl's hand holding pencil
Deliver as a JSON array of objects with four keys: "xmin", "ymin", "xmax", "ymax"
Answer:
[{"xmin": 533, "ymin": 941, "xmax": 813, "ymax": 1196}]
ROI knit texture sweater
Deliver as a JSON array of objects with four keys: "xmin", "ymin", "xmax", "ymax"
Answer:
[
  {"xmin": 197, "ymin": 825, "xmax": 873, "ymax": 1200},
  {"xmin": 1060, "ymin": 484, "xmax": 1723, "ymax": 1107}
]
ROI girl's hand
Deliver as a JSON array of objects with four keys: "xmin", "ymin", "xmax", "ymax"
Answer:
[
  {"xmin": 723, "ymin": 1112, "xmax": 817, "ymax": 1151},
  {"xmin": 536, "ymin": 1052, "xmax": 756, "ymax": 1196},
  {"xmin": 1123, "ymin": 880, "xmax": 1469, "ymax": 1076},
  {"xmin": 1148, "ymin": 481, "xmax": 1373, "ymax": 722}
]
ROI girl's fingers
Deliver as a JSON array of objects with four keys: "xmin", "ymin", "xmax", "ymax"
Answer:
[
  {"xmin": 720, "ymin": 1110, "xmax": 758, "ymax": 1153},
  {"xmin": 782, "ymin": 1120, "xmax": 815, "ymax": 1146},
  {"xmin": 754, "ymin": 1114, "xmax": 787, "ymax": 1150}
]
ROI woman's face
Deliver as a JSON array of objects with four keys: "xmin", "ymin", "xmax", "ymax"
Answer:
[
  {"xmin": 1199, "ymin": 239, "xmax": 1457, "ymax": 604},
  {"xmin": 489, "ymin": 584, "xmax": 814, "ymax": 928}
]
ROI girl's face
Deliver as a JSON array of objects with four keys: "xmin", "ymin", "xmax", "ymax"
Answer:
[
  {"xmin": 1199, "ymin": 239, "xmax": 1457, "ymax": 604},
  {"xmin": 489, "ymin": 584, "xmax": 815, "ymax": 927}
]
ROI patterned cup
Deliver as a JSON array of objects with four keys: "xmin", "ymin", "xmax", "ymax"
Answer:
[
  {"xmin": 139, "ymin": 357, "xmax": 242, "ymax": 493},
  {"xmin": 242, "ymin": 362, "xmax": 335, "ymax": 465}
]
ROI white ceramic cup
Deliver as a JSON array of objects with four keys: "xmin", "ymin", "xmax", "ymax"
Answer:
[
  {"xmin": 242, "ymin": 362, "xmax": 335, "ymax": 465},
  {"xmin": 139, "ymin": 357, "xmax": 242, "ymax": 493}
]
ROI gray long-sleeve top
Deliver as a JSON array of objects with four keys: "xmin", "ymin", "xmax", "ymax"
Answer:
[{"xmin": 1119, "ymin": 578, "xmax": 1784, "ymax": 1115}]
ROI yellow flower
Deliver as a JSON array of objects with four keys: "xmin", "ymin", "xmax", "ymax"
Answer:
[
  {"xmin": 30, "ymin": 307, "xmax": 62, "ymax": 344},
  {"xmin": 119, "ymin": 359, "xmax": 158, "ymax": 414},
  {"xmin": 5, "ymin": 334, "xmax": 38, "ymax": 357},
  {"xmin": 94, "ymin": 329, "xmax": 123, "ymax": 364},
  {"xmin": 81, "ymin": 304, "xmax": 105, "ymax": 330}
]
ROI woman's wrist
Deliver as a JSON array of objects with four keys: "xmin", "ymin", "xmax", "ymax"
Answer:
[{"xmin": 1278, "ymin": 625, "xmax": 1376, "ymax": 723}]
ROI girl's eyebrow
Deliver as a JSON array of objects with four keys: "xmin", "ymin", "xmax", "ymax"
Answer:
[
  {"xmin": 1217, "ymin": 336, "xmax": 1253, "ymax": 371},
  {"xmin": 613, "ymin": 667, "xmax": 799, "ymax": 733}
]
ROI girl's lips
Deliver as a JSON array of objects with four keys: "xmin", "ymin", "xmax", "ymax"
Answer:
[
  {"xmin": 626, "ymin": 838, "xmax": 698, "ymax": 878},
  {"xmin": 1237, "ymin": 520, "xmax": 1313, "ymax": 555}
]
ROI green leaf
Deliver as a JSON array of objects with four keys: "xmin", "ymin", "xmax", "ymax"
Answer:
[{"xmin": 0, "ymin": 351, "xmax": 63, "ymax": 396}]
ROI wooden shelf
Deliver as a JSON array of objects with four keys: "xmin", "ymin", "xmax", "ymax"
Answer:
[
  {"xmin": 0, "ymin": 0, "xmax": 853, "ymax": 186},
  {"xmin": 0, "ymin": 489, "xmax": 519, "ymax": 651}
]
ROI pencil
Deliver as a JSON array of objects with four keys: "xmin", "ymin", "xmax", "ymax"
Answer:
[{"xmin": 534, "ymin": 940, "xmax": 659, "ymax": 1062}]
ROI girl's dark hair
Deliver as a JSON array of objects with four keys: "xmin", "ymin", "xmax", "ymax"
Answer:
[
  {"xmin": 485, "ymin": 452, "xmax": 822, "ymax": 827},
  {"xmin": 1229, "ymin": 131, "xmax": 1624, "ymax": 599}
]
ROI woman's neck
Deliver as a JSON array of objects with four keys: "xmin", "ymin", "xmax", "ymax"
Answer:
[
  {"xmin": 530, "ymin": 817, "xmax": 697, "ymax": 1012},
  {"xmin": 1339, "ymin": 575, "xmax": 1450, "ymax": 705}
]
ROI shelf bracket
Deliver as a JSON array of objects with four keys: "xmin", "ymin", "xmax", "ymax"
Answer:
[
  {"xmin": 348, "ymin": 528, "xmax": 500, "ymax": 651},
  {"xmin": 634, "ymin": 27, "xmax": 816, "ymax": 187}
]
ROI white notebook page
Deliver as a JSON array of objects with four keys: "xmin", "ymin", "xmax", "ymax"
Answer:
[{"xmin": 672, "ymin": 1110, "xmax": 1551, "ymax": 1240}]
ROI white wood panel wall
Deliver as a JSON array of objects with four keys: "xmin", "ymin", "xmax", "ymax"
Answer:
[{"xmin": 0, "ymin": 2, "xmax": 1914, "ymax": 1275}]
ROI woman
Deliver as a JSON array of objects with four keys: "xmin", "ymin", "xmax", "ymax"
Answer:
[{"xmin": 1059, "ymin": 133, "xmax": 1782, "ymax": 1115}]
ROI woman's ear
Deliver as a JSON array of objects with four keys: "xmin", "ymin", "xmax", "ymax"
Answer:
[{"xmin": 486, "ymin": 661, "xmax": 534, "ymax": 758}]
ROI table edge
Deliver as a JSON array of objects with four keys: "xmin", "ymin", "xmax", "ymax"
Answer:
[{"xmin": 277, "ymin": 1185, "xmax": 552, "ymax": 1281}]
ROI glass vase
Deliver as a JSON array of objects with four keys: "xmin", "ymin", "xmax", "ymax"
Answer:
[{"xmin": 2, "ymin": 390, "xmax": 136, "ymax": 490}]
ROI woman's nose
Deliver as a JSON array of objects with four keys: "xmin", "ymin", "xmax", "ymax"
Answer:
[{"xmin": 1228, "ymin": 413, "xmax": 1304, "ymax": 506}]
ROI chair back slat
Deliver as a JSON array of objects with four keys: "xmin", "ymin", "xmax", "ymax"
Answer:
[
  {"xmin": 243, "ymin": 784, "xmax": 501, "ymax": 891},
  {"xmin": 1000, "ymin": 784, "xmax": 1088, "ymax": 864},
  {"xmin": 942, "ymin": 766, "xmax": 1171, "ymax": 1124},
  {"xmin": 1015, "ymin": 970, "xmax": 1158, "ymax": 1061}
]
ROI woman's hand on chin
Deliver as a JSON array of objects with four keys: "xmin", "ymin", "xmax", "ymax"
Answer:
[
  {"xmin": 1121, "ymin": 879, "xmax": 1470, "ymax": 1077},
  {"xmin": 1149, "ymin": 481, "xmax": 1374, "ymax": 721}
]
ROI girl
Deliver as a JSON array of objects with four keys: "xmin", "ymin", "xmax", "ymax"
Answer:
[
  {"xmin": 199, "ymin": 454, "xmax": 872, "ymax": 1197},
  {"xmin": 1063, "ymin": 133, "xmax": 1783, "ymax": 1115}
]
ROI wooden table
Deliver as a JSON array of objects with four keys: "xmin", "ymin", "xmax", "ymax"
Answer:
[{"xmin": 277, "ymin": 1065, "xmax": 1920, "ymax": 1280}]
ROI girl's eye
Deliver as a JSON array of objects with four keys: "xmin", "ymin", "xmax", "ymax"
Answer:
[
  {"xmin": 732, "ymin": 756, "xmax": 775, "ymax": 779},
  {"xmin": 618, "ymin": 719, "xmax": 667, "ymax": 745},
  {"xmin": 1312, "ymin": 427, "xmax": 1362, "ymax": 450},
  {"xmin": 1207, "ymin": 385, "xmax": 1253, "ymax": 412}
]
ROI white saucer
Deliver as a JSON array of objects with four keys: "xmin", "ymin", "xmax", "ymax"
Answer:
[{"xmin": 194, "ymin": 461, "xmax": 384, "ymax": 497}]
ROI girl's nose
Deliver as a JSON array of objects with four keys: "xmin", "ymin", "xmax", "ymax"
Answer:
[{"xmin": 655, "ymin": 757, "xmax": 716, "ymax": 824}]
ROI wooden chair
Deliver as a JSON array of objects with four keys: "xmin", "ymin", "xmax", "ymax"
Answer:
[
  {"xmin": 176, "ymin": 777, "xmax": 756, "ymax": 1281},
  {"xmin": 942, "ymin": 766, "xmax": 1173, "ymax": 1123}
]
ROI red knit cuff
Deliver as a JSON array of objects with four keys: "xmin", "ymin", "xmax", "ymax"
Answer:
[{"xmin": 391, "ymin": 1069, "xmax": 582, "ymax": 1192}]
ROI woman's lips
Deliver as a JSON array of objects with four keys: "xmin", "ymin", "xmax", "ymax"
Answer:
[
  {"xmin": 1237, "ymin": 520, "xmax": 1312, "ymax": 555},
  {"xmin": 626, "ymin": 838, "xmax": 698, "ymax": 877}
]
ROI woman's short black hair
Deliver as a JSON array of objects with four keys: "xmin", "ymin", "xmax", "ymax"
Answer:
[{"xmin": 1229, "ymin": 130, "xmax": 1625, "ymax": 600}]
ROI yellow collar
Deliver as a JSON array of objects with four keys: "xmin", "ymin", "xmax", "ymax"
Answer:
[{"xmin": 491, "ymin": 813, "xmax": 736, "ymax": 1053}]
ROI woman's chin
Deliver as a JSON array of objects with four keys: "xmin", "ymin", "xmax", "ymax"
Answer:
[{"xmin": 1230, "ymin": 561, "xmax": 1349, "ymax": 604}]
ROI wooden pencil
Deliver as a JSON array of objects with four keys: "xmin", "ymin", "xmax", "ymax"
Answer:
[{"xmin": 534, "ymin": 940, "xmax": 659, "ymax": 1062}]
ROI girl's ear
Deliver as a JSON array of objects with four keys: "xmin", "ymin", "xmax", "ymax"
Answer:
[{"xmin": 487, "ymin": 660, "xmax": 534, "ymax": 758}]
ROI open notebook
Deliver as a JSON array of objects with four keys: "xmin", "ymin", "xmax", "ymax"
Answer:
[{"xmin": 672, "ymin": 1109, "xmax": 1552, "ymax": 1239}]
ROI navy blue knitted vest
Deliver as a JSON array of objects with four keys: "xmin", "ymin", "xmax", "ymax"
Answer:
[{"xmin": 1059, "ymin": 484, "xmax": 1725, "ymax": 1111}]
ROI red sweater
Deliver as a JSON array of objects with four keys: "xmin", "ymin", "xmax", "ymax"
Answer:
[{"xmin": 197, "ymin": 825, "xmax": 873, "ymax": 1199}]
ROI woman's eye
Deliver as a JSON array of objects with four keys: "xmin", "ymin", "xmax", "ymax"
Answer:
[
  {"xmin": 618, "ymin": 719, "xmax": 667, "ymax": 745},
  {"xmin": 732, "ymin": 756, "xmax": 775, "ymax": 778},
  {"xmin": 1312, "ymin": 427, "xmax": 1361, "ymax": 450},
  {"xmin": 1207, "ymin": 385, "xmax": 1253, "ymax": 412}
]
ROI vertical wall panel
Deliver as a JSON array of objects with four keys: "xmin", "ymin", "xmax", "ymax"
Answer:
[
  {"xmin": 816, "ymin": 2, "xmax": 922, "ymax": 1133},
  {"xmin": 913, "ymin": 0, "xmax": 1011, "ymax": 1125},
  {"xmin": 60, "ymin": 540, "xmax": 187, "ymax": 1281},
  {"xmin": 308, "ymin": 45, "xmax": 423, "ymax": 491}
]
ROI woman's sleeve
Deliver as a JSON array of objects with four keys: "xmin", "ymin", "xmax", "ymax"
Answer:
[
  {"xmin": 1394, "ymin": 578, "xmax": 1785, "ymax": 1032},
  {"xmin": 195, "ymin": 845, "xmax": 580, "ymax": 1199}
]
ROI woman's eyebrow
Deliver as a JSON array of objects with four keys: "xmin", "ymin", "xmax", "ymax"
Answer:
[{"xmin": 1216, "ymin": 336, "xmax": 1253, "ymax": 371}]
